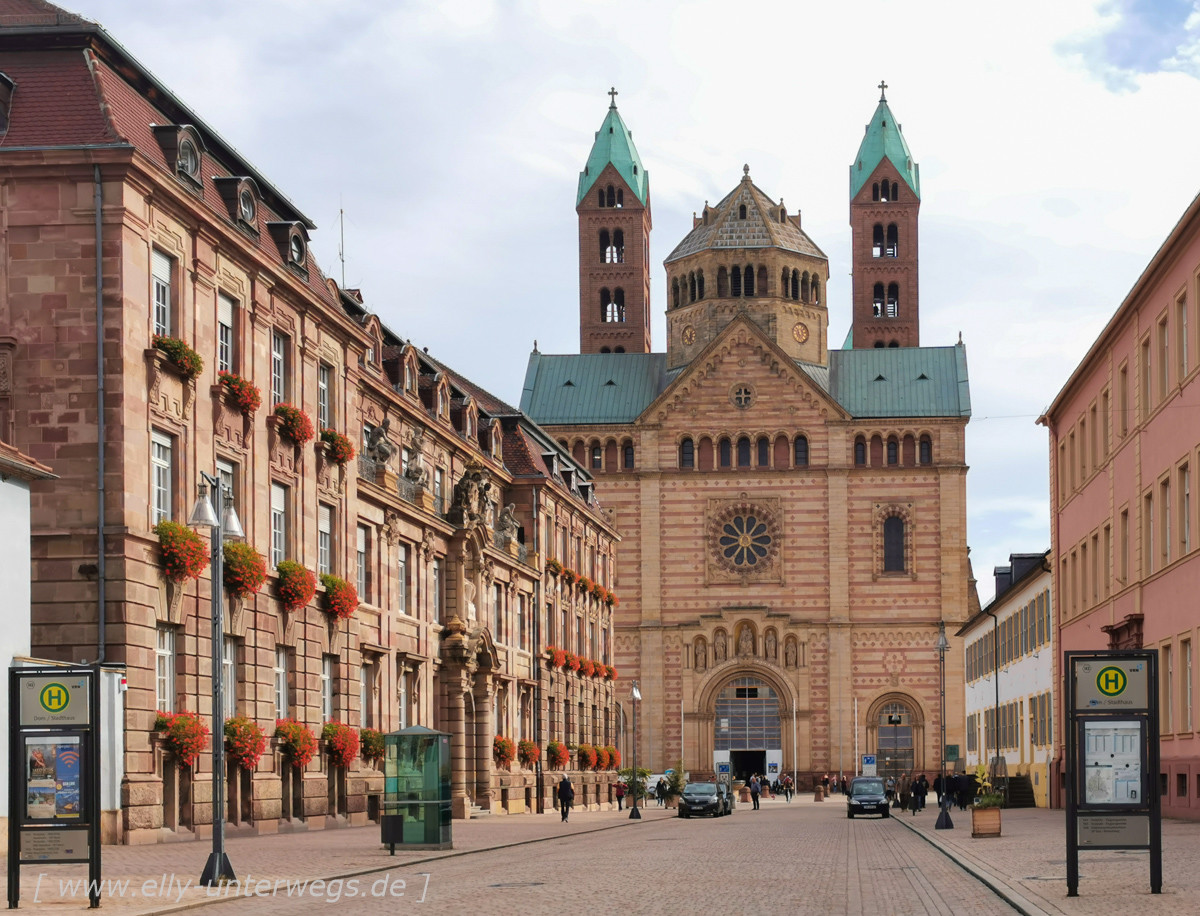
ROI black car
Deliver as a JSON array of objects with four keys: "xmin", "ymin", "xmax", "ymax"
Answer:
[
  {"xmin": 678, "ymin": 782, "xmax": 731, "ymax": 818},
  {"xmin": 846, "ymin": 776, "xmax": 889, "ymax": 818}
]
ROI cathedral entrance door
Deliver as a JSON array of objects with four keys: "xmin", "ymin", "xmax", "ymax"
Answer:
[
  {"xmin": 731, "ymin": 750, "xmax": 766, "ymax": 783},
  {"xmin": 714, "ymin": 675, "xmax": 783, "ymax": 784}
]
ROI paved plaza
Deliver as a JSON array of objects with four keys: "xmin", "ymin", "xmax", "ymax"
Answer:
[{"xmin": 5, "ymin": 795, "xmax": 1196, "ymax": 914}]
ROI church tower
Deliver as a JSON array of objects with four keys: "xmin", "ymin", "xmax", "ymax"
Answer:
[
  {"xmin": 576, "ymin": 90, "xmax": 652, "ymax": 354},
  {"xmin": 849, "ymin": 83, "xmax": 921, "ymax": 348}
]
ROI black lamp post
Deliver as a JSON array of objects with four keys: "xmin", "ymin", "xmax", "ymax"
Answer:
[
  {"xmin": 935, "ymin": 621, "xmax": 954, "ymax": 830},
  {"xmin": 189, "ymin": 471, "xmax": 243, "ymax": 886},
  {"xmin": 629, "ymin": 681, "xmax": 642, "ymax": 819},
  {"xmin": 887, "ymin": 713, "xmax": 902, "ymax": 783}
]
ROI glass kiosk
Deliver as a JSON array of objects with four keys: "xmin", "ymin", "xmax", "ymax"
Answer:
[{"xmin": 381, "ymin": 725, "xmax": 452, "ymax": 851}]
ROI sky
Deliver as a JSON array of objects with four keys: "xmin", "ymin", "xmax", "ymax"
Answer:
[{"xmin": 74, "ymin": 0, "xmax": 1200, "ymax": 603}]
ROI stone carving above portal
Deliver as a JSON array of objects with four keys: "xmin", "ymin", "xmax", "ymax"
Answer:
[{"xmin": 448, "ymin": 462, "xmax": 496, "ymax": 531}]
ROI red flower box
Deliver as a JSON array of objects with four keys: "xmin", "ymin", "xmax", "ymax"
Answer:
[
  {"xmin": 223, "ymin": 541, "xmax": 266, "ymax": 599},
  {"xmin": 493, "ymin": 735, "xmax": 516, "ymax": 767},
  {"xmin": 275, "ymin": 718, "xmax": 317, "ymax": 768},
  {"xmin": 155, "ymin": 711, "xmax": 209, "ymax": 767},
  {"xmin": 322, "ymin": 721, "xmax": 360, "ymax": 768},
  {"xmin": 517, "ymin": 739, "xmax": 540, "ymax": 768},
  {"xmin": 546, "ymin": 646, "xmax": 567, "ymax": 668},
  {"xmin": 319, "ymin": 573, "xmax": 358, "ymax": 620},
  {"xmin": 276, "ymin": 560, "xmax": 316, "ymax": 613},
  {"xmin": 580, "ymin": 658, "xmax": 596, "ymax": 677},
  {"xmin": 153, "ymin": 335, "xmax": 203, "ymax": 378},
  {"xmin": 224, "ymin": 716, "xmax": 267, "ymax": 770},
  {"xmin": 272, "ymin": 403, "xmax": 315, "ymax": 446},
  {"xmin": 577, "ymin": 743, "xmax": 598, "ymax": 769},
  {"xmin": 154, "ymin": 520, "xmax": 209, "ymax": 582},
  {"xmin": 564, "ymin": 651, "xmax": 581, "ymax": 672},
  {"xmin": 319, "ymin": 428, "xmax": 355, "ymax": 464},
  {"xmin": 360, "ymin": 728, "xmax": 385, "ymax": 763},
  {"xmin": 546, "ymin": 740, "xmax": 569, "ymax": 770},
  {"xmin": 218, "ymin": 371, "xmax": 262, "ymax": 415}
]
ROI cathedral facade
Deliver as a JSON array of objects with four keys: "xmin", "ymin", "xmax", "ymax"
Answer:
[{"xmin": 522, "ymin": 90, "xmax": 975, "ymax": 786}]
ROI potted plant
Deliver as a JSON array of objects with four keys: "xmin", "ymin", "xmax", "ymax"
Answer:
[
  {"xmin": 618, "ymin": 765, "xmax": 650, "ymax": 803},
  {"xmin": 595, "ymin": 746, "xmax": 610, "ymax": 770},
  {"xmin": 605, "ymin": 665, "xmax": 618, "ymax": 681},
  {"xmin": 360, "ymin": 728, "xmax": 385, "ymax": 764},
  {"xmin": 154, "ymin": 711, "xmax": 209, "ymax": 767},
  {"xmin": 154, "ymin": 519, "xmax": 209, "ymax": 582},
  {"xmin": 605, "ymin": 745, "xmax": 620, "ymax": 769},
  {"xmin": 319, "ymin": 428, "xmax": 355, "ymax": 464},
  {"xmin": 664, "ymin": 757, "xmax": 686, "ymax": 808},
  {"xmin": 605, "ymin": 591, "xmax": 619, "ymax": 608},
  {"xmin": 275, "ymin": 718, "xmax": 318, "ymax": 768},
  {"xmin": 275, "ymin": 560, "xmax": 316, "ymax": 613},
  {"xmin": 564, "ymin": 651, "xmax": 581, "ymax": 673},
  {"xmin": 545, "ymin": 557, "xmax": 562, "ymax": 577},
  {"xmin": 580, "ymin": 657, "xmax": 595, "ymax": 677},
  {"xmin": 223, "ymin": 541, "xmax": 267, "ymax": 599},
  {"xmin": 546, "ymin": 740, "xmax": 569, "ymax": 770},
  {"xmin": 217, "ymin": 371, "xmax": 262, "ymax": 415},
  {"xmin": 561, "ymin": 568, "xmax": 577, "ymax": 587},
  {"xmin": 224, "ymin": 716, "xmax": 267, "ymax": 770},
  {"xmin": 578, "ymin": 575, "xmax": 593, "ymax": 594},
  {"xmin": 493, "ymin": 735, "xmax": 516, "ymax": 768},
  {"xmin": 322, "ymin": 721, "xmax": 360, "ymax": 768},
  {"xmin": 271, "ymin": 403, "xmax": 315, "ymax": 446},
  {"xmin": 971, "ymin": 792, "xmax": 1004, "ymax": 837},
  {"xmin": 517, "ymin": 739, "xmax": 540, "ymax": 769},
  {"xmin": 152, "ymin": 335, "xmax": 204, "ymax": 378},
  {"xmin": 319, "ymin": 573, "xmax": 358, "ymax": 620},
  {"xmin": 576, "ymin": 743, "xmax": 598, "ymax": 769}
]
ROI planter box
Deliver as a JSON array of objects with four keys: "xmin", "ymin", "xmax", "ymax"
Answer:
[{"xmin": 971, "ymin": 806, "xmax": 1002, "ymax": 837}]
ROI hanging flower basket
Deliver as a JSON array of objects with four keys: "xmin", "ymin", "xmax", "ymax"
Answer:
[
  {"xmin": 606, "ymin": 592, "xmax": 618, "ymax": 608},
  {"xmin": 517, "ymin": 739, "xmax": 540, "ymax": 769},
  {"xmin": 272, "ymin": 404, "xmax": 315, "ymax": 446},
  {"xmin": 155, "ymin": 711, "xmax": 209, "ymax": 767},
  {"xmin": 322, "ymin": 721, "xmax": 360, "ymax": 768},
  {"xmin": 545, "ymin": 558, "xmax": 562, "ymax": 577},
  {"xmin": 605, "ymin": 745, "xmax": 621, "ymax": 769},
  {"xmin": 493, "ymin": 735, "xmax": 516, "ymax": 768},
  {"xmin": 224, "ymin": 716, "xmax": 268, "ymax": 770},
  {"xmin": 546, "ymin": 646, "xmax": 566, "ymax": 668},
  {"xmin": 564, "ymin": 651, "xmax": 581, "ymax": 672},
  {"xmin": 217, "ymin": 371, "xmax": 262, "ymax": 415},
  {"xmin": 580, "ymin": 658, "xmax": 596, "ymax": 677},
  {"xmin": 154, "ymin": 520, "xmax": 209, "ymax": 582},
  {"xmin": 223, "ymin": 541, "xmax": 267, "ymax": 599},
  {"xmin": 275, "ymin": 718, "xmax": 317, "ymax": 768},
  {"xmin": 576, "ymin": 743, "xmax": 598, "ymax": 769},
  {"xmin": 319, "ymin": 428, "xmax": 355, "ymax": 464},
  {"xmin": 546, "ymin": 740, "xmax": 569, "ymax": 770},
  {"xmin": 605, "ymin": 665, "xmax": 618, "ymax": 681},
  {"xmin": 578, "ymin": 575, "xmax": 593, "ymax": 594},
  {"xmin": 561, "ymin": 568, "xmax": 577, "ymax": 587},
  {"xmin": 275, "ymin": 560, "xmax": 316, "ymax": 613},
  {"xmin": 360, "ymin": 728, "xmax": 385, "ymax": 763},
  {"xmin": 319, "ymin": 573, "xmax": 359, "ymax": 620},
  {"xmin": 153, "ymin": 335, "xmax": 203, "ymax": 379}
]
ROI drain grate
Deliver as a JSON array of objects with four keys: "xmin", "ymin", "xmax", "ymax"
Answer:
[{"xmin": 488, "ymin": 882, "xmax": 546, "ymax": 888}]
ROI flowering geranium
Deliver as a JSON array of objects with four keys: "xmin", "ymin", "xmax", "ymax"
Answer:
[
  {"xmin": 223, "ymin": 541, "xmax": 266, "ymax": 598},
  {"xmin": 576, "ymin": 743, "xmax": 598, "ymax": 769},
  {"xmin": 561, "ymin": 568, "xmax": 577, "ymax": 586},
  {"xmin": 319, "ymin": 428, "xmax": 355, "ymax": 464},
  {"xmin": 606, "ymin": 592, "xmax": 618, "ymax": 608},
  {"xmin": 224, "ymin": 716, "xmax": 268, "ymax": 770},
  {"xmin": 546, "ymin": 740, "xmax": 569, "ymax": 770},
  {"xmin": 319, "ymin": 573, "xmax": 358, "ymax": 620},
  {"xmin": 322, "ymin": 721, "xmax": 360, "ymax": 768},
  {"xmin": 517, "ymin": 739, "xmax": 540, "ymax": 768},
  {"xmin": 580, "ymin": 658, "xmax": 596, "ymax": 677},
  {"xmin": 276, "ymin": 560, "xmax": 316, "ymax": 613},
  {"xmin": 605, "ymin": 745, "xmax": 620, "ymax": 769},
  {"xmin": 275, "ymin": 718, "xmax": 317, "ymax": 768},
  {"xmin": 564, "ymin": 651, "xmax": 581, "ymax": 672},
  {"xmin": 595, "ymin": 585, "xmax": 608, "ymax": 603},
  {"xmin": 218, "ymin": 371, "xmax": 261, "ymax": 415},
  {"xmin": 154, "ymin": 519, "xmax": 209, "ymax": 582},
  {"xmin": 272, "ymin": 403, "xmax": 315, "ymax": 445},
  {"xmin": 606, "ymin": 665, "xmax": 618, "ymax": 681},
  {"xmin": 545, "ymin": 558, "xmax": 562, "ymax": 577},
  {"xmin": 595, "ymin": 746, "xmax": 610, "ymax": 770},
  {"xmin": 546, "ymin": 646, "xmax": 567, "ymax": 669},
  {"xmin": 360, "ymin": 728, "xmax": 385, "ymax": 763},
  {"xmin": 153, "ymin": 335, "xmax": 203, "ymax": 378},
  {"xmin": 493, "ymin": 735, "xmax": 516, "ymax": 767},
  {"xmin": 578, "ymin": 575, "xmax": 593, "ymax": 594},
  {"xmin": 155, "ymin": 711, "xmax": 209, "ymax": 767}
]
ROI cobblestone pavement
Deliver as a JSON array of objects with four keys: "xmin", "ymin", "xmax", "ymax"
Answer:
[{"xmin": 6, "ymin": 796, "xmax": 1020, "ymax": 915}]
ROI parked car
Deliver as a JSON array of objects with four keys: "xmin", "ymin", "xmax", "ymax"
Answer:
[
  {"xmin": 678, "ymin": 781, "xmax": 732, "ymax": 818},
  {"xmin": 846, "ymin": 776, "xmax": 889, "ymax": 818}
]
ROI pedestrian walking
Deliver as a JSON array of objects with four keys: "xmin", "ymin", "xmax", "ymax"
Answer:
[
  {"xmin": 908, "ymin": 776, "xmax": 921, "ymax": 815},
  {"xmin": 614, "ymin": 781, "xmax": 626, "ymax": 811},
  {"xmin": 655, "ymin": 778, "xmax": 667, "ymax": 807},
  {"xmin": 884, "ymin": 776, "xmax": 895, "ymax": 802},
  {"xmin": 749, "ymin": 775, "xmax": 761, "ymax": 810},
  {"xmin": 932, "ymin": 774, "xmax": 943, "ymax": 807},
  {"xmin": 557, "ymin": 775, "xmax": 575, "ymax": 823},
  {"xmin": 915, "ymin": 774, "xmax": 928, "ymax": 812},
  {"xmin": 898, "ymin": 773, "xmax": 910, "ymax": 812},
  {"xmin": 822, "ymin": 773, "xmax": 830, "ymax": 795},
  {"xmin": 783, "ymin": 774, "xmax": 793, "ymax": 802}
]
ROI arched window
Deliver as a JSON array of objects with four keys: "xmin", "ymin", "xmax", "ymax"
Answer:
[
  {"xmin": 613, "ymin": 229, "xmax": 624, "ymax": 262},
  {"xmin": 600, "ymin": 229, "xmax": 611, "ymax": 262},
  {"xmin": 891, "ymin": 182, "xmax": 899, "ymax": 200},
  {"xmin": 672, "ymin": 279, "xmax": 680, "ymax": 308},
  {"xmin": 591, "ymin": 445, "xmax": 602, "ymax": 469},
  {"xmin": 873, "ymin": 283, "xmax": 885, "ymax": 318},
  {"xmin": 622, "ymin": 444, "xmax": 634, "ymax": 468},
  {"xmin": 615, "ymin": 346, "xmax": 625, "ymax": 353},
  {"xmin": 604, "ymin": 289, "xmax": 626, "ymax": 323},
  {"xmin": 879, "ymin": 181, "xmax": 890, "ymax": 202},
  {"xmin": 873, "ymin": 224, "xmax": 884, "ymax": 258},
  {"xmin": 597, "ymin": 189, "xmax": 605, "ymax": 207},
  {"xmin": 616, "ymin": 188, "xmax": 624, "ymax": 207},
  {"xmin": 854, "ymin": 436, "xmax": 866, "ymax": 466},
  {"xmin": 887, "ymin": 438, "xmax": 899, "ymax": 466},
  {"xmin": 872, "ymin": 181, "xmax": 880, "ymax": 201},
  {"xmin": 781, "ymin": 268, "xmax": 789, "ymax": 297},
  {"xmin": 886, "ymin": 283, "xmax": 899, "ymax": 318},
  {"xmin": 605, "ymin": 185, "xmax": 615, "ymax": 208},
  {"xmin": 812, "ymin": 278, "xmax": 820, "ymax": 304},
  {"xmin": 757, "ymin": 436, "xmax": 770, "ymax": 467},
  {"xmin": 600, "ymin": 347, "xmax": 611, "ymax": 353},
  {"xmin": 883, "ymin": 516, "xmax": 906, "ymax": 572},
  {"xmin": 744, "ymin": 264, "xmax": 755, "ymax": 297},
  {"xmin": 801, "ymin": 273, "xmax": 810, "ymax": 302},
  {"xmin": 698, "ymin": 437, "xmax": 714, "ymax": 470},
  {"xmin": 731, "ymin": 266, "xmax": 742, "ymax": 297},
  {"xmin": 715, "ymin": 676, "xmax": 781, "ymax": 755},
  {"xmin": 877, "ymin": 701, "xmax": 913, "ymax": 775},
  {"xmin": 875, "ymin": 341, "xmax": 885, "ymax": 348},
  {"xmin": 779, "ymin": 208, "xmax": 786, "ymax": 223},
  {"xmin": 697, "ymin": 270, "xmax": 705, "ymax": 299},
  {"xmin": 719, "ymin": 438, "xmax": 732, "ymax": 468},
  {"xmin": 738, "ymin": 204, "xmax": 747, "ymax": 219},
  {"xmin": 791, "ymin": 269, "xmax": 799, "ymax": 300},
  {"xmin": 689, "ymin": 273, "xmax": 697, "ymax": 302},
  {"xmin": 680, "ymin": 438, "xmax": 695, "ymax": 469},
  {"xmin": 757, "ymin": 265, "xmax": 767, "ymax": 296},
  {"xmin": 600, "ymin": 287, "xmax": 610, "ymax": 318},
  {"xmin": 919, "ymin": 435, "xmax": 933, "ymax": 465},
  {"xmin": 737, "ymin": 436, "xmax": 751, "ymax": 467},
  {"xmin": 717, "ymin": 267, "xmax": 729, "ymax": 298},
  {"xmin": 794, "ymin": 435, "xmax": 809, "ymax": 467},
  {"xmin": 886, "ymin": 224, "xmax": 898, "ymax": 258}
]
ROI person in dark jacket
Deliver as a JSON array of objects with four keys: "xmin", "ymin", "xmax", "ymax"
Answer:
[
  {"xmin": 557, "ymin": 776, "xmax": 575, "ymax": 823},
  {"xmin": 614, "ymin": 781, "xmax": 626, "ymax": 811},
  {"xmin": 915, "ymin": 774, "xmax": 929, "ymax": 811},
  {"xmin": 749, "ymin": 775, "xmax": 761, "ymax": 810}
]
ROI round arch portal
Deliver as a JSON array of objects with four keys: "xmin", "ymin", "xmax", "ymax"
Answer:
[{"xmin": 714, "ymin": 675, "xmax": 781, "ymax": 782}]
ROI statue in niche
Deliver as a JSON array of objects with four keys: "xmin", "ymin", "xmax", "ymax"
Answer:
[
  {"xmin": 785, "ymin": 640, "xmax": 798, "ymax": 668},
  {"xmin": 405, "ymin": 425, "xmax": 429, "ymax": 487},
  {"xmin": 462, "ymin": 580, "xmax": 477, "ymax": 620},
  {"xmin": 366, "ymin": 417, "xmax": 397, "ymax": 465},
  {"xmin": 714, "ymin": 631, "xmax": 727, "ymax": 662},
  {"xmin": 765, "ymin": 630, "xmax": 777, "ymax": 659},
  {"xmin": 738, "ymin": 627, "xmax": 754, "ymax": 656},
  {"xmin": 694, "ymin": 640, "xmax": 707, "ymax": 671},
  {"xmin": 497, "ymin": 504, "xmax": 519, "ymax": 542}
]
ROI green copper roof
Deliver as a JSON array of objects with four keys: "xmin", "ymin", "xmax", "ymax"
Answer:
[
  {"xmin": 521, "ymin": 352, "xmax": 671, "ymax": 424},
  {"xmin": 577, "ymin": 101, "xmax": 649, "ymax": 207},
  {"xmin": 850, "ymin": 94, "xmax": 920, "ymax": 201}
]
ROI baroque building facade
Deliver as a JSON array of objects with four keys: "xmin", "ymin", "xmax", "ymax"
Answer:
[
  {"xmin": 0, "ymin": 1, "xmax": 621, "ymax": 844},
  {"xmin": 522, "ymin": 89, "xmax": 974, "ymax": 787}
]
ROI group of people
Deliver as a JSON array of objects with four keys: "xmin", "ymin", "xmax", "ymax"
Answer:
[
  {"xmin": 932, "ymin": 772, "xmax": 982, "ymax": 810},
  {"xmin": 883, "ymin": 773, "xmax": 930, "ymax": 814}
]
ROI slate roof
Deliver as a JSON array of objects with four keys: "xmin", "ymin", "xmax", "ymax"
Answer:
[
  {"xmin": 521, "ymin": 344, "xmax": 970, "ymax": 424},
  {"xmin": 850, "ymin": 94, "xmax": 920, "ymax": 200},
  {"xmin": 665, "ymin": 169, "xmax": 826, "ymax": 263},
  {"xmin": 577, "ymin": 102, "xmax": 648, "ymax": 207}
]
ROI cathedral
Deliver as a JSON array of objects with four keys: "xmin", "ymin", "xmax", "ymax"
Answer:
[{"xmin": 520, "ymin": 87, "xmax": 975, "ymax": 785}]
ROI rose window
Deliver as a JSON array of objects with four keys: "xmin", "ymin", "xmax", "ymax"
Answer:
[
  {"xmin": 719, "ymin": 515, "xmax": 772, "ymax": 567},
  {"xmin": 709, "ymin": 501, "xmax": 781, "ymax": 576}
]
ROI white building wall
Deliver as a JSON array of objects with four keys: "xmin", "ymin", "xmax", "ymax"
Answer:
[{"xmin": 0, "ymin": 475, "xmax": 34, "ymax": 833}]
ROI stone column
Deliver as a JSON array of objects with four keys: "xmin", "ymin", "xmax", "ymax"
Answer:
[
  {"xmin": 448, "ymin": 675, "xmax": 471, "ymax": 820},
  {"xmin": 473, "ymin": 674, "xmax": 495, "ymax": 810}
]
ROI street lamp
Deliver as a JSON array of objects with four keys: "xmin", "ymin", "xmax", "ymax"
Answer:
[
  {"xmin": 629, "ymin": 681, "xmax": 642, "ymax": 820},
  {"xmin": 887, "ymin": 712, "xmax": 902, "ymax": 784},
  {"xmin": 189, "ymin": 471, "xmax": 243, "ymax": 886},
  {"xmin": 935, "ymin": 620, "xmax": 953, "ymax": 830}
]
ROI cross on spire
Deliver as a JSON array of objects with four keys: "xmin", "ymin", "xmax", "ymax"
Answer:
[
  {"xmin": 878, "ymin": 80, "xmax": 888, "ymax": 102},
  {"xmin": 608, "ymin": 86, "xmax": 618, "ymax": 109}
]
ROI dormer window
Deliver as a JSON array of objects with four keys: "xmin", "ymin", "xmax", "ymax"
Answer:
[
  {"xmin": 289, "ymin": 234, "xmax": 305, "ymax": 265},
  {"xmin": 239, "ymin": 188, "xmax": 256, "ymax": 223},
  {"xmin": 178, "ymin": 139, "xmax": 199, "ymax": 179},
  {"xmin": 151, "ymin": 124, "xmax": 205, "ymax": 190},
  {"xmin": 214, "ymin": 177, "xmax": 261, "ymax": 234},
  {"xmin": 267, "ymin": 222, "xmax": 310, "ymax": 276}
]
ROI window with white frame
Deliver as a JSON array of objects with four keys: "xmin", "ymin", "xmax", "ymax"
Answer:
[
  {"xmin": 318, "ymin": 504, "xmax": 333, "ymax": 575},
  {"xmin": 398, "ymin": 669, "xmax": 409, "ymax": 730},
  {"xmin": 156, "ymin": 625, "xmax": 176, "ymax": 713},
  {"xmin": 216, "ymin": 458, "xmax": 236, "ymax": 520},
  {"xmin": 356, "ymin": 524, "xmax": 369, "ymax": 602},
  {"xmin": 321, "ymin": 655, "xmax": 335, "ymax": 721},
  {"xmin": 318, "ymin": 363, "xmax": 331, "ymax": 429},
  {"xmin": 398, "ymin": 544, "xmax": 409, "ymax": 614},
  {"xmin": 1185, "ymin": 639, "xmax": 1193, "ymax": 733},
  {"xmin": 270, "ymin": 483, "xmax": 288, "ymax": 567},
  {"xmin": 222, "ymin": 637, "xmax": 238, "ymax": 720},
  {"xmin": 362, "ymin": 423, "xmax": 374, "ymax": 453},
  {"xmin": 432, "ymin": 557, "xmax": 442, "ymax": 617},
  {"xmin": 152, "ymin": 249, "xmax": 173, "ymax": 338},
  {"xmin": 151, "ymin": 429, "xmax": 173, "ymax": 525},
  {"xmin": 217, "ymin": 292, "xmax": 236, "ymax": 374},
  {"xmin": 360, "ymin": 664, "xmax": 372, "ymax": 728},
  {"xmin": 271, "ymin": 331, "xmax": 289, "ymax": 405},
  {"xmin": 434, "ymin": 468, "xmax": 444, "ymax": 510},
  {"xmin": 274, "ymin": 647, "xmax": 289, "ymax": 720}
]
